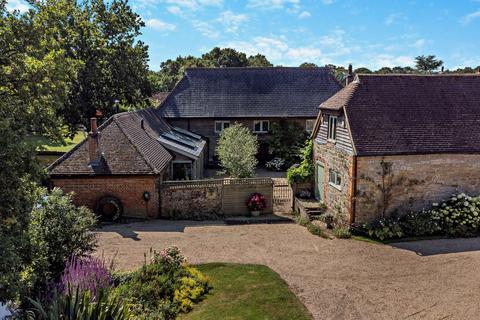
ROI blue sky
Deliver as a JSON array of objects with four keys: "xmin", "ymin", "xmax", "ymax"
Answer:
[{"xmin": 7, "ymin": 0, "xmax": 480, "ymax": 70}]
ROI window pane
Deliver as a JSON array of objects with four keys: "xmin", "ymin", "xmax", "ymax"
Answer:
[
  {"xmin": 336, "ymin": 174, "xmax": 341, "ymax": 186},
  {"xmin": 215, "ymin": 122, "xmax": 222, "ymax": 132},
  {"xmin": 172, "ymin": 162, "xmax": 192, "ymax": 180},
  {"xmin": 254, "ymin": 122, "xmax": 261, "ymax": 132},
  {"xmin": 262, "ymin": 121, "xmax": 269, "ymax": 132},
  {"xmin": 223, "ymin": 122, "xmax": 229, "ymax": 129},
  {"xmin": 306, "ymin": 120, "xmax": 314, "ymax": 132}
]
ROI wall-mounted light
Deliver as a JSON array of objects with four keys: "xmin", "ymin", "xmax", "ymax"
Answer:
[{"xmin": 143, "ymin": 191, "xmax": 150, "ymax": 201}]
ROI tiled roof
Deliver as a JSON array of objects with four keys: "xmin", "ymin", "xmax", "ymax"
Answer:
[
  {"xmin": 320, "ymin": 74, "xmax": 480, "ymax": 155},
  {"xmin": 48, "ymin": 109, "xmax": 206, "ymax": 176},
  {"xmin": 158, "ymin": 67, "xmax": 343, "ymax": 118}
]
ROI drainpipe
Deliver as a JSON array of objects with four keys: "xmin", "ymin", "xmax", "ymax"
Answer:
[{"xmin": 349, "ymin": 155, "xmax": 357, "ymax": 224}]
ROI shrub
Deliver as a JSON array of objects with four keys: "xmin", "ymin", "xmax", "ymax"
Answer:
[
  {"xmin": 265, "ymin": 157, "xmax": 285, "ymax": 171},
  {"xmin": 400, "ymin": 209, "xmax": 441, "ymax": 237},
  {"xmin": 429, "ymin": 193, "xmax": 480, "ymax": 237},
  {"xmin": 287, "ymin": 140, "xmax": 314, "ymax": 184},
  {"xmin": 294, "ymin": 216, "xmax": 310, "ymax": 227},
  {"xmin": 306, "ymin": 223, "xmax": 325, "ymax": 237},
  {"xmin": 333, "ymin": 226, "xmax": 351, "ymax": 239},
  {"xmin": 25, "ymin": 188, "xmax": 97, "ymax": 300},
  {"xmin": 363, "ymin": 217, "xmax": 404, "ymax": 240},
  {"xmin": 113, "ymin": 247, "xmax": 208, "ymax": 319},
  {"xmin": 216, "ymin": 123, "xmax": 258, "ymax": 178}
]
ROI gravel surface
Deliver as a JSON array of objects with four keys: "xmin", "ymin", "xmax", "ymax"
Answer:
[{"xmin": 95, "ymin": 220, "xmax": 480, "ymax": 320}]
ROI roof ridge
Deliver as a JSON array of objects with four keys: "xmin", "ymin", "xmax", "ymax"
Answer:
[
  {"xmin": 112, "ymin": 115, "xmax": 161, "ymax": 174},
  {"xmin": 184, "ymin": 66, "xmax": 329, "ymax": 71},
  {"xmin": 357, "ymin": 73, "xmax": 480, "ymax": 77}
]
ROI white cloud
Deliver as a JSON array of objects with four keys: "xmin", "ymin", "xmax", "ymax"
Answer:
[
  {"xmin": 461, "ymin": 10, "xmax": 480, "ymax": 25},
  {"xmin": 192, "ymin": 20, "xmax": 220, "ymax": 38},
  {"xmin": 298, "ymin": 10, "xmax": 311, "ymax": 18},
  {"xmin": 167, "ymin": 6, "xmax": 182, "ymax": 15},
  {"xmin": 145, "ymin": 18, "xmax": 176, "ymax": 31},
  {"xmin": 247, "ymin": 0, "xmax": 299, "ymax": 10},
  {"xmin": 411, "ymin": 38, "xmax": 426, "ymax": 49},
  {"xmin": 370, "ymin": 54, "xmax": 414, "ymax": 68},
  {"xmin": 217, "ymin": 11, "xmax": 248, "ymax": 32},
  {"xmin": 6, "ymin": 0, "xmax": 29, "ymax": 12},
  {"xmin": 385, "ymin": 13, "xmax": 402, "ymax": 26},
  {"xmin": 287, "ymin": 47, "xmax": 321, "ymax": 60}
]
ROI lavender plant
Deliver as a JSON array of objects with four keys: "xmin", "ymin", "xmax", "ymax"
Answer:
[{"xmin": 60, "ymin": 256, "xmax": 112, "ymax": 297}]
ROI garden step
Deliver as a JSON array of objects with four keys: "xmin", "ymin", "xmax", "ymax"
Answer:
[{"xmin": 224, "ymin": 214, "xmax": 294, "ymax": 225}]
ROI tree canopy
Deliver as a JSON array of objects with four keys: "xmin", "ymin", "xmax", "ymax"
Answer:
[{"xmin": 415, "ymin": 55, "xmax": 444, "ymax": 73}]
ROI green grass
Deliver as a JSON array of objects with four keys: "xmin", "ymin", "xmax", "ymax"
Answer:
[
  {"xmin": 28, "ymin": 132, "xmax": 86, "ymax": 153},
  {"xmin": 178, "ymin": 263, "xmax": 312, "ymax": 320}
]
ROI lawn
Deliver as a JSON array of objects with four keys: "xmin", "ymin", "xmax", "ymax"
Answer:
[
  {"xmin": 179, "ymin": 263, "xmax": 312, "ymax": 320},
  {"xmin": 28, "ymin": 131, "xmax": 86, "ymax": 153}
]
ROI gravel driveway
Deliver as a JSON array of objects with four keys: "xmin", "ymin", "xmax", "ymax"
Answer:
[{"xmin": 95, "ymin": 220, "xmax": 480, "ymax": 320}]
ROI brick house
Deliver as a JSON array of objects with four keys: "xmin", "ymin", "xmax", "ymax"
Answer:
[
  {"xmin": 158, "ymin": 67, "xmax": 342, "ymax": 163},
  {"xmin": 311, "ymin": 74, "xmax": 480, "ymax": 224},
  {"xmin": 48, "ymin": 108, "xmax": 206, "ymax": 219}
]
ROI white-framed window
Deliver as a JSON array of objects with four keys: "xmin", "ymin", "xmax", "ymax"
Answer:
[
  {"xmin": 327, "ymin": 115, "xmax": 337, "ymax": 140},
  {"xmin": 214, "ymin": 121, "xmax": 230, "ymax": 133},
  {"xmin": 328, "ymin": 169, "xmax": 342, "ymax": 189},
  {"xmin": 305, "ymin": 119, "xmax": 315, "ymax": 133},
  {"xmin": 253, "ymin": 120, "xmax": 269, "ymax": 133}
]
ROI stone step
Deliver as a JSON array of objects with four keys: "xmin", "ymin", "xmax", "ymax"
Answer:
[{"xmin": 224, "ymin": 214, "xmax": 294, "ymax": 225}]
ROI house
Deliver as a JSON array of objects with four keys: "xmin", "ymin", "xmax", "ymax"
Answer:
[
  {"xmin": 158, "ymin": 67, "xmax": 343, "ymax": 163},
  {"xmin": 48, "ymin": 108, "xmax": 206, "ymax": 219},
  {"xmin": 311, "ymin": 74, "xmax": 480, "ymax": 224}
]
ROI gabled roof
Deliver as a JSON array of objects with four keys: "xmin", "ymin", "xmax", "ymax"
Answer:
[
  {"xmin": 158, "ymin": 67, "xmax": 343, "ymax": 118},
  {"xmin": 318, "ymin": 74, "xmax": 480, "ymax": 156},
  {"xmin": 48, "ymin": 109, "xmax": 205, "ymax": 176}
]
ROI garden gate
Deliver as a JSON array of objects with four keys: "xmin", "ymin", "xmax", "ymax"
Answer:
[{"xmin": 273, "ymin": 179, "xmax": 293, "ymax": 213}]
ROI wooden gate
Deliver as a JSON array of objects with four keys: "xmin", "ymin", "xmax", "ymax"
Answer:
[{"xmin": 273, "ymin": 180, "xmax": 292, "ymax": 213}]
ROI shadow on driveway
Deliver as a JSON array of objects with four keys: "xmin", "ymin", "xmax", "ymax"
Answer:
[{"xmin": 389, "ymin": 237, "xmax": 480, "ymax": 256}]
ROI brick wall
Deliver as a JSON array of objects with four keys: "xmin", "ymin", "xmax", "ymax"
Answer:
[
  {"xmin": 51, "ymin": 175, "xmax": 160, "ymax": 218},
  {"xmin": 355, "ymin": 154, "xmax": 480, "ymax": 223},
  {"xmin": 313, "ymin": 141, "xmax": 354, "ymax": 225}
]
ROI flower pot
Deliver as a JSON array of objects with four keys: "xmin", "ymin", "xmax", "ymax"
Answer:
[{"xmin": 251, "ymin": 211, "xmax": 261, "ymax": 217}]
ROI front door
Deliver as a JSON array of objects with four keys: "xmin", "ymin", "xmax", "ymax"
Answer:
[{"xmin": 315, "ymin": 162, "xmax": 324, "ymax": 200}]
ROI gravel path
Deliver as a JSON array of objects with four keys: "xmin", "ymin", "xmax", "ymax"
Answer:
[{"xmin": 95, "ymin": 220, "xmax": 480, "ymax": 320}]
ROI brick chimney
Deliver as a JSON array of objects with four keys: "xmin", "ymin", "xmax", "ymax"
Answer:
[
  {"xmin": 345, "ymin": 64, "xmax": 354, "ymax": 86},
  {"xmin": 88, "ymin": 117, "xmax": 99, "ymax": 163}
]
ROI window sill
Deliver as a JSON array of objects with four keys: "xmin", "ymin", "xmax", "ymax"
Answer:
[
  {"xmin": 253, "ymin": 131, "xmax": 269, "ymax": 134},
  {"xmin": 327, "ymin": 139, "xmax": 336, "ymax": 144},
  {"xmin": 329, "ymin": 182, "xmax": 342, "ymax": 191}
]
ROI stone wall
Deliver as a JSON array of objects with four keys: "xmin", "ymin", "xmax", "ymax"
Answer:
[
  {"xmin": 51, "ymin": 175, "xmax": 160, "ymax": 218},
  {"xmin": 313, "ymin": 140, "xmax": 354, "ymax": 224},
  {"xmin": 355, "ymin": 154, "xmax": 480, "ymax": 223},
  {"xmin": 160, "ymin": 178, "xmax": 274, "ymax": 218},
  {"xmin": 160, "ymin": 180, "xmax": 223, "ymax": 219}
]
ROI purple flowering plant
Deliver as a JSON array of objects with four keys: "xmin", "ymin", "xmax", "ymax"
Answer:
[{"xmin": 60, "ymin": 256, "xmax": 112, "ymax": 297}]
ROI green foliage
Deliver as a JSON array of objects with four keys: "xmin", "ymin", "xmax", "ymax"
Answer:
[
  {"xmin": 216, "ymin": 123, "xmax": 258, "ymax": 178},
  {"xmin": 415, "ymin": 55, "xmax": 444, "ymax": 73},
  {"xmin": 294, "ymin": 216, "xmax": 310, "ymax": 227},
  {"xmin": 400, "ymin": 209, "xmax": 442, "ymax": 237},
  {"xmin": 27, "ymin": 289, "xmax": 132, "ymax": 320},
  {"xmin": 287, "ymin": 140, "xmax": 314, "ymax": 184},
  {"xmin": 150, "ymin": 47, "xmax": 273, "ymax": 92},
  {"xmin": 113, "ymin": 248, "xmax": 208, "ymax": 320},
  {"xmin": 269, "ymin": 120, "xmax": 308, "ymax": 168},
  {"xmin": 332, "ymin": 226, "xmax": 352, "ymax": 239},
  {"xmin": 363, "ymin": 217, "xmax": 404, "ymax": 241},
  {"xmin": 299, "ymin": 62, "xmax": 318, "ymax": 68},
  {"xmin": 306, "ymin": 223, "xmax": 326, "ymax": 238},
  {"xmin": 25, "ymin": 188, "xmax": 97, "ymax": 299}
]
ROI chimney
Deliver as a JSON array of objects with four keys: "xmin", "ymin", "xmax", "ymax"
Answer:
[
  {"xmin": 89, "ymin": 117, "xmax": 99, "ymax": 163},
  {"xmin": 441, "ymin": 66, "xmax": 444, "ymax": 74},
  {"xmin": 345, "ymin": 64, "xmax": 354, "ymax": 86}
]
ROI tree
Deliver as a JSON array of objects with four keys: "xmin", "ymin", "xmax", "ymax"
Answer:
[
  {"xmin": 247, "ymin": 54, "xmax": 273, "ymax": 67},
  {"xmin": 376, "ymin": 67, "xmax": 393, "ymax": 74},
  {"xmin": 415, "ymin": 55, "xmax": 443, "ymax": 73},
  {"xmin": 0, "ymin": 0, "xmax": 80, "ymax": 301},
  {"xmin": 56, "ymin": 0, "xmax": 151, "ymax": 133},
  {"xmin": 299, "ymin": 62, "xmax": 318, "ymax": 68},
  {"xmin": 269, "ymin": 119, "xmax": 308, "ymax": 167},
  {"xmin": 151, "ymin": 47, "xmax": 273, "ymax": 92},
  {"xmin": 216, "ymin": 123, "xmax": 258, "ymax": 178},
  {"xmin": 354, "ymin": 67, "xmax": 372, "ymax": 74}
]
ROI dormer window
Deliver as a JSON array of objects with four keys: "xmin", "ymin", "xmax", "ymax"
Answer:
[{"xmin": 327, "ymin": 115, "xmax": 337, "ymax": 140}]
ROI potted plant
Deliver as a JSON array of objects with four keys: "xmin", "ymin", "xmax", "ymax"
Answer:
[{"xmin": 246, "ymin": 193, "xmax": 267, "ymax": 217}]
